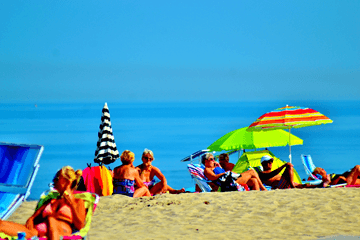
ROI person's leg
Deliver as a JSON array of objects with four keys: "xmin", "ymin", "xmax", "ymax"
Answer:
[
  {"xmin": 166, "ymin": 186, "xmax": 185, "ymax": 194},
  {"xmin": 236, "ymin": 169, "xmax": 267, "ymax": 191},
  {"xmin": 330, "ymin": 175, "xmax": 346, "ymax": 185},
  {"xmin": 246, "ymin": 178, "xmax": 260, "ymax": 190},
  {"xmin": 283, "ymin": 166, "xmax": 296, "ymax": 188},
  {"xmin": 0, "ymin": 220, "xmax": 38, "ymax": 238},
  {"xmin": 149, "ymin": 182, "xmax": 165, "ymax": 195},
  {"xmin": 281, "ymin": 165, "xmax": 296, "ymax": 188},
  {"xmin": 134, "ymin": 186, "xmax": 151, "ymax": 197},
  {"xmin": 346, "ymin": 165, "xmax": 360, "ymax": 185},
  {"xmin": 165, "ymin": 185, "xmax": 185, "ymax": 194}
]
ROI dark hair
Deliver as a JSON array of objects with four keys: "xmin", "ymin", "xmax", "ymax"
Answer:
[{"xmin": 219, "ymin": 153, "xmax": 229, "ymax": 161}]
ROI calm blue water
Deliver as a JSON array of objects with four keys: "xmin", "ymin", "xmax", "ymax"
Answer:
[{"xmin": 1, "ymin": 101, "xmax": 359, "ymax": 200}]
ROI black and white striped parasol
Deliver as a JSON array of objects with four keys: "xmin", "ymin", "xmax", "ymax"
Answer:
[{"xmin": 94, "ymin": 102, "xmax": 119, "ymax": 165}]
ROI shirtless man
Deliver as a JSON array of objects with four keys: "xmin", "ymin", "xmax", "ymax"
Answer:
[
  {"xmin": 136, "ymin": 149, "xmax": 185, "ymax": 195},
  {"xmin": 258, "ymin": 155, "xmax": 300, "ymax": 189},
  {"xmin": 219, "ymin": 153, "xmax": 235, "ymax": 172}
]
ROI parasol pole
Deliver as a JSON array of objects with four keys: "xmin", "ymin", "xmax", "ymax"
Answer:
[{"xmin": 289, "ymin": 126, "xmax": 292, "ymax": 163}]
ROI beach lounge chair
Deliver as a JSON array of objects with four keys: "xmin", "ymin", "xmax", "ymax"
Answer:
[
  {"xmin": 36, "ymin": 190, "xmax": 100, "ymax": 239},
  {"xmin": 187, "ymin": 163, "xmax": 248, "ymax": 192},
  {"xmin": 187, "ymin": 163, "xmax": 213, "ymax": 192},
  {"xmin": 0, "ymin": 190, "xmax": 99, "ymax": 240},
  {"xmin": 0, "ymin": 142, "xmax": 44, "ymax": 220},
  {"xmin": 181, "ymin": 149, "xmax": 209, "ymax": 162}
]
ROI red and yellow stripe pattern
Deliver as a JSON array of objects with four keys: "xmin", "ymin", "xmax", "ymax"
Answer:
[{"xmin": 248, "ymin": 106, "xmax": 333, "ymax": 131}]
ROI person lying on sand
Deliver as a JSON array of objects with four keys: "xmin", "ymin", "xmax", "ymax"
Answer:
[
  {"xmin": 258, "ymin": 155, "xmax": 323, "ymax": 189},
  {"xmin": 203, "ymin": 153, "xmax": 267, "ymax": 191},
  {"xmin": 312, "ymin": 165, "xmax": 360, "ymax": 186},
  {"xmin": 219, "ymin": 153, "xmax": 235, "ymax": 172},
  {"xmin": 136, "ymin": 149, "xmax": 185, "ymax": 195},
  {"xmin": 113, "ymin": 150, "xmax": 151, "ymax": 198},
  {"xmin": 0, "ymin": 166, "xmax": 86, "ymax": 240}
]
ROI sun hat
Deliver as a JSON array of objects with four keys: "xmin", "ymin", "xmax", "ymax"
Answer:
[{"xmin": 261, "ymin": 155, "xmax": 274, "ymax": 163}]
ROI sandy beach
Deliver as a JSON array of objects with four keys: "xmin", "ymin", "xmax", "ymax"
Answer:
[{"xmin": 7, "ymin": 188, "xmax": 360, "ymax": 240}]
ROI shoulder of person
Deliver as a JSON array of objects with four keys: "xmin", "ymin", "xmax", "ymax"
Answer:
[{"xmin": 151, "ymin": 165, "xmax": 161, "ymax": 172}]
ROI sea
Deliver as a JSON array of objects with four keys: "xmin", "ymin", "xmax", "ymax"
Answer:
[{"xmin": 1, "ymin": 100, "xmax": 360, "ymax": 200}]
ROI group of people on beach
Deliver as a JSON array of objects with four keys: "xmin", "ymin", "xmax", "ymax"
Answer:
[
  {"xmin": 2, "ymin": 151, "xmax": 360, "ymax": 239},
  {"xmin": 0, "ymin": 149, "xmax": 185, "ymax": 239},
  {"xmin": 112, "ymin": 148, "xmax": 185, "ymax": 198},
  {"xmin": 202, "ymin": 152, "xmax": 360, "ymax": 191}
]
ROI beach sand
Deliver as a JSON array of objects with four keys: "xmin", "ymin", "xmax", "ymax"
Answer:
[{"xmin": 7, "ymin": 188, "xmax": 360, "ymax": 239}]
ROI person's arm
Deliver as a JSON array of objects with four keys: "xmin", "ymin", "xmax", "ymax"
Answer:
[
  {"xmin": 25, "ymin": 203, "xmax": 48, "ymax": 229},
  {"xmin": 204, "ymin": 167, "xmax": 226, "ymax": 181},
  {"xmin": 260, "ymin": 163, "xmax": 290, "ymax": 181},
  {"xmin": 133, "ymin": 169, "xmax": 146, "ymax": 188},
  {"xmin": 153, "ymin": 167, "xmax": 167, "ymax": 193},
  {"xmin": 62, "ymin": 193, "xmax": 86, "ymax": 231}
]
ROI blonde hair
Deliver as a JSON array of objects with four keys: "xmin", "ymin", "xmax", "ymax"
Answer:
[
  {"xmin": 201, "ymin": 153, "xmax": 214, "ymax": 165},
  {"xmin": 142, "ymin": 148, "xmax": 154, "ymax": 160},
  {"xmin": 121, "ymin": 150, "xmax": 135, "ymax": 165},
  {"xmin": 56, "ymin": 166, "xmax": 82, "ymax": 189}
]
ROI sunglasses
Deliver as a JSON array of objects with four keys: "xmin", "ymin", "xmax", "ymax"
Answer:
[
  {"xmin": 143, "ymin": 156, "xmax": 153, "ymax": 161},
  {"xmin": 208, "ymin": 158, "xmax": 215, "ymax": 161}
]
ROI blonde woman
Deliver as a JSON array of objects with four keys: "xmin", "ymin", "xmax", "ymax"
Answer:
[
  {"xmin": 136, "ymin": 149, "xmax": 185, "ymax": 195},
  {"xmin": 113, "ymin": 150, "xmax": 151, "ymax": 197},
  {"xmin": 0, "ymin": 166, "xmax": 86, "ymax": 239}
]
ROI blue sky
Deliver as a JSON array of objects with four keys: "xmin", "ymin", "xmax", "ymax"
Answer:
[{"xmin": 1, "ymin": 1, "xmax": 359, "ymax": 102}]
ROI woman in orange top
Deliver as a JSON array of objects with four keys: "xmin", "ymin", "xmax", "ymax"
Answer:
[{"xmin": 0, "ymin": 166, "xmax": 86, "ymax": 240}]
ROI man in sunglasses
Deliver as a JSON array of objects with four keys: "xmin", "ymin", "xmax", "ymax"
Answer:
[{"xmin": 258, "ymin": 155, "xmax": 300, "ymax": 189}]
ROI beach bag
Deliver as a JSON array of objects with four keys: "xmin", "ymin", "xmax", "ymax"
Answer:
[{"xmin": 218, "ymin": 172, "xmax": 241, "ymax": 192}]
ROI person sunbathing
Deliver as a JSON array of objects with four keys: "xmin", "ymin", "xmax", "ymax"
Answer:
[
  {"xmin": 0, "ymin": 166, "xmax": 86, "ymax": 240},
  {"xmin": 219, "ymin": 153, "xmax": 235, "ymax": 172},
  {"xmin": 203, "ymin": 153, "xmax": 267, "ymax": 191},
  {"xmin": 257, "ymin": 155, "xmax": 301, "ymax": 189},
  {"xmin": 136, "ymin": 148, "xmax": 185, "ymax": 195},
  {"xmin": 312, "ymin": 165, "xmax": 360, "ymax": 186},
  {"xmin": 113, "ymin": 150, "xmax": 151, "ymax": 198},
  {"xmin": 258, "ymin": 155, "xmax": 322, "ymax": 189}
]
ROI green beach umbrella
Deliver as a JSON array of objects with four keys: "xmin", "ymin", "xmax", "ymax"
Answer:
[{"xmin": 208, "ymin": 127, "xmax": 303, "ymax": 152}]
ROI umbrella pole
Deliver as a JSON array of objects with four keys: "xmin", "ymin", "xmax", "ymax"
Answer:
[{"xmin": 289, "ymin": 127, "xmax": 292, "ymax": 163}]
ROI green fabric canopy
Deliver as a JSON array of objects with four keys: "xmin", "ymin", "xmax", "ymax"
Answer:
[{"xmin": 208, "ymin": 127, "xmax": 303, "ymax": 152}]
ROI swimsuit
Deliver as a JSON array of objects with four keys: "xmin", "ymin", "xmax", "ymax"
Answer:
[
  {"xmin": 34, "ymin": 199, "xmax": 73, "ymax": 235},
  {"xmin": 143, "ymin": 179, "xmax": 156, "ymax": 189},
  {"xmin": 113, "ymin": 179, "xmax": 135, "ymax": 197}
]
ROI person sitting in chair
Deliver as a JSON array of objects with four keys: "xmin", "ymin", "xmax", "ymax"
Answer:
[
  {"xmin": 312, "ymin": 165, "xmax": 360, "ymax": 186},
  {"xmin": 258, "ymin": 155, "xmax": 322, "ymax": 189},
  {"xmin": 257, "ymin": 155, "xmax": 300, "ymax": 189},
  {"xmin": 203, "ymin": 153, "xmax": 267, "ymax": 191},
  {"xmin": 0, "ymin": 166, "xmax": 86, "ymax": 239}
]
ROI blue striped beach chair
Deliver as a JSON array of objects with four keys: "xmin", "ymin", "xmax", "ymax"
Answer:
[
  {"xmin": 0, "ymin": 142, "xmax": 44, "ymax": 220},
  {"xmin": 187, "ymin": 163, "xmax": 213, "ymax": 192},
  {"xmin": 301, "ymin": 154, "xmax": 346, "ymax": 187}
]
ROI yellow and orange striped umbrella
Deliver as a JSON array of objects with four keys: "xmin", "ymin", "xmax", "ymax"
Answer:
[
  {"xmin": 248, "ymin": 106, "xmax": 333, "ymax": 131},
  {"xmin": 248, "ymin": 105, "xmax": 333, "ymax": 162}
]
